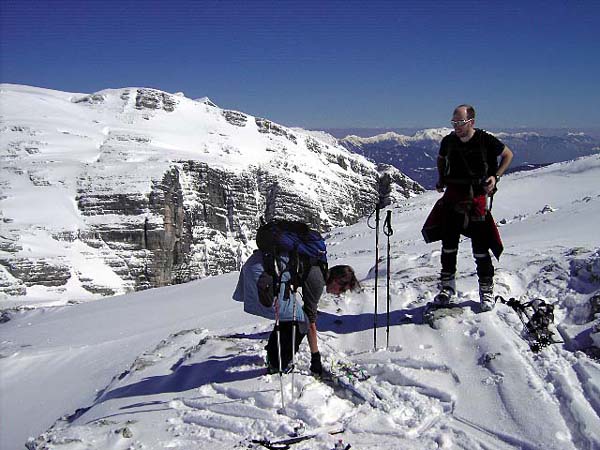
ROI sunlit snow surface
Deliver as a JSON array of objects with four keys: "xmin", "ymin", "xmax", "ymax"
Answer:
[{"xmin": 1, "ymin": 152, "xmax": 599, "ymax": 449}]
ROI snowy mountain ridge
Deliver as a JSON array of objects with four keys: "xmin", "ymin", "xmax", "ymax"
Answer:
[
  {"xmin": 0, "ymin": 84, "xmax": 423, "ymax": 307},
  {"xmin": 342, "ymin": 128, "xmax": 452, "ymax": 147},
  {"xmin": 1, "ymin": 154, "xmax": 599, "ymax": 450}
]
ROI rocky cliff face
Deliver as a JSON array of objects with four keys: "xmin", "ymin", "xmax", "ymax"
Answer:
[{"xmin": 0, "ymin": 85, "xmax": 423, "ymax": 305}]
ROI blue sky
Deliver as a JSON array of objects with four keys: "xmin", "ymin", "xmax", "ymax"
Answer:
[{"xmin": 1, "ymin": 0, "xmax": 599, "ymax": 129}]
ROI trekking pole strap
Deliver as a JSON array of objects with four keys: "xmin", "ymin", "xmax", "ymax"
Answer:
[{"xmin": 383, "ymin": 210, "xmax": 393, "ymax": 237}]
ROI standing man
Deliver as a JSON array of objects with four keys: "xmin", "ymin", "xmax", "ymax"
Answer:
[{"xmin": 422, "ymin": 104, "xmax": 513, "ymax": 311}]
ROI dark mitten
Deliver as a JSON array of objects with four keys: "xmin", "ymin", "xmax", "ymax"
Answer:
[{"xmin": 310, "ymin": 351, "xmax": 323, "ymax": 375}]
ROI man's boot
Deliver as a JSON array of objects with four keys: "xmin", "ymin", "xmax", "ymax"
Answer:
[
  {"xmin": 479, "ymin": 277, "xmax": 495, "ymax": 311},
  {"xmin": 434, "ymin": 273, "xmax": 456, "ymax": 305}
]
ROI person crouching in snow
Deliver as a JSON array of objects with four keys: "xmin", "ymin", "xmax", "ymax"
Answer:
[{"xmin": 234, "ymin": 258, "xmax": 359, "ymax": 376}]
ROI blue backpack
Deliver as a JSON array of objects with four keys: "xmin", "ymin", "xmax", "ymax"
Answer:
[
  {"xmin": 232, "ymin": 220, "xmax": 327, "ymax": 323},
  {"xmin": 256, "ymin": 220, "xmax": 327, "ymax": 295}
]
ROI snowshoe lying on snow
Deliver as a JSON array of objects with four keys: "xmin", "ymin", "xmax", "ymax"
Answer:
[{"xmin": 496, "ymin": 296, "xmax": 563, "ymax": 352}]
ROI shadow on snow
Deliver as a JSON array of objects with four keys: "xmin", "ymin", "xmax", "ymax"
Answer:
[
  {"xmin": 98, "ymin": 353, "xmax": 267, "ymax": 404},
  {"xmin": 93, "ymin": 300, "xmax": 480, "ymax": 407}
]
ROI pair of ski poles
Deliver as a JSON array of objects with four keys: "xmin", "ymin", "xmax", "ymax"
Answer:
[
  {"xmin": 373, "ymin": 206, "xmax": 394, "ymax": 350},
  {"xmin": 274, "ymin": 267, "xmax": 300, "ymax": 412}
]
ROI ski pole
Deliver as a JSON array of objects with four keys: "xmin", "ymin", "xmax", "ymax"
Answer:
[
  {"xmin": 274, "ymin": 295, "xmax": 285, "ymax": 411},
  {"xmin": 273, "ymin": 256, "xmax": 286, "ymax": 411},
  {"xmin": 374, "ymin": 205, "xmax": 380, "ymax": 350},
  {"xmin": 384, "ymin": 210, "xmax": 393, "ymax": 348},
  {"xmin": 290, "ymin": 291, "xmax": 297, "ymax": 400}
]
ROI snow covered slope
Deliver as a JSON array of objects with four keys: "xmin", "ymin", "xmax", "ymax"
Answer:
[
  {"xmin": 1, "ymin": 155, "xmax": 599, "ymax": 450},
  {"xmin": 0, "ymin": 84, "xmax": 422, "ymax": 307}
]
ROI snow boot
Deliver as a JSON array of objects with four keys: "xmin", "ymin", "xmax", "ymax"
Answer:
[
  {"xmin": 434, "ymin": 274, "xmax": 456, "ymax": 305},
  {"xmin": 479, "ymin": 278, "xmax": 495, "ymax": 311}
]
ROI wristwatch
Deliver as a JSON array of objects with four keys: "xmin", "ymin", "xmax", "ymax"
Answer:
[{"xmin": 494, "ymin": 174, "xmax": 501, "ymax": 183}]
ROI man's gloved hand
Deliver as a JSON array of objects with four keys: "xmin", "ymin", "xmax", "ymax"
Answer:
[{"xmin": 310, "ymin": 351, "xmax": 323, "ymax": 375}]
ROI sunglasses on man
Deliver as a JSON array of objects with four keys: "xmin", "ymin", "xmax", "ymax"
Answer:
[{"xmin": 450, "ymin": 118, "xmax": 473, "ymax": 127}]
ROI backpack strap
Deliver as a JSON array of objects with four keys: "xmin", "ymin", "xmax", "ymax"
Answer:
[
  {"xmin": 445, "ymin": 130, "xmax": 489, "ymax": 185},
  {"xmin": 287, "ymin": 249, "xmax": 301, "ymax": 293}
]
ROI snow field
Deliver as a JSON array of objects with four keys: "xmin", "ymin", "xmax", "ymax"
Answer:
[{"xmin": 1, "ymin": 155, "xmax": 599, "ymax": 449}]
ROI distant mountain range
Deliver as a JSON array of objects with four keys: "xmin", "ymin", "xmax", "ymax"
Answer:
[
  {"xmin": 325, "ymin": 127, "xmax": 600, "ymax": 139},
  {"xmin": 337, "ymin": 129, "xmax": 600, "ymax": 189}
]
